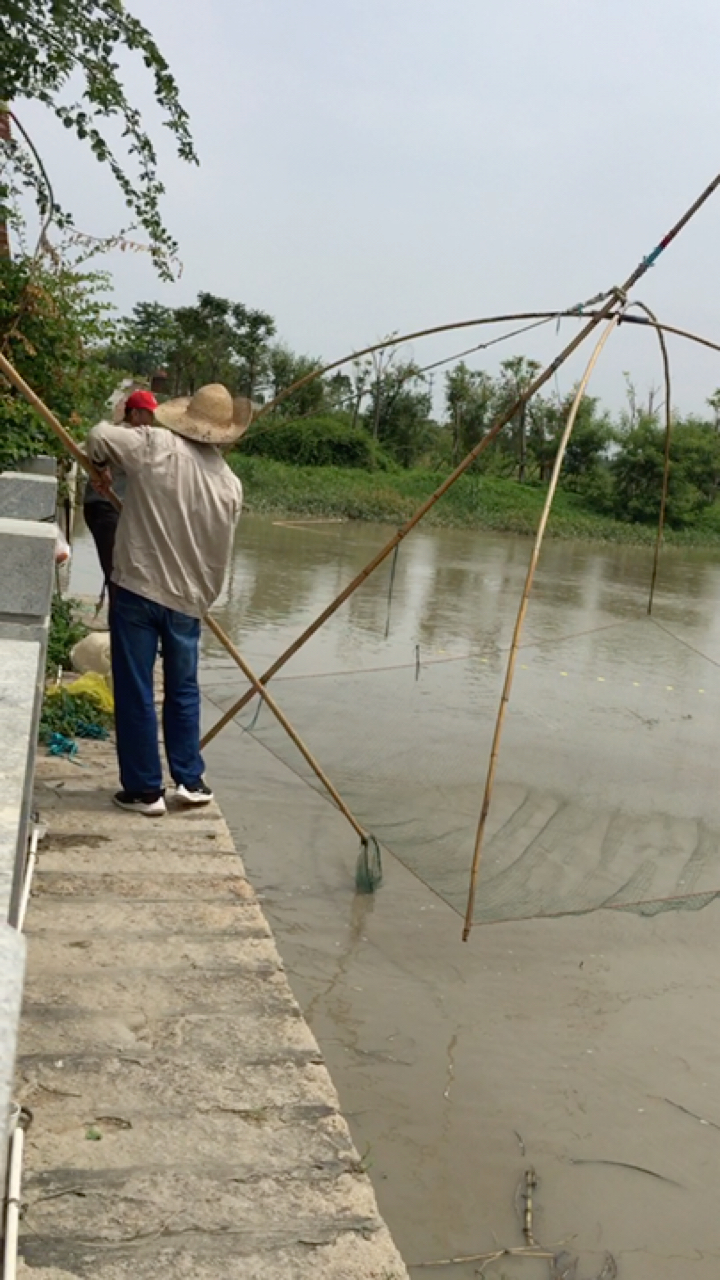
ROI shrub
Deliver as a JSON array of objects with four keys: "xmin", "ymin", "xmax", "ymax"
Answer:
[
  {"xmin": 238, "ymin": 414, "xmax": 392, "ymax": 470},
  {"xmin": 46, "ymin": 596, "xmax": 88, "ymax": 677}
]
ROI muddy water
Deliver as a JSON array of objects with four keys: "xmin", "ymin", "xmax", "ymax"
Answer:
[{"xmin": 72, "ymin": 518, "xmax": 720, "ymax": 1278}]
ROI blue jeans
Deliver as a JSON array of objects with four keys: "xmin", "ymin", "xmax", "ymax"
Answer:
[{"xmin": 110, "ymin": 586, "xmax": 205, "ymax": 795}]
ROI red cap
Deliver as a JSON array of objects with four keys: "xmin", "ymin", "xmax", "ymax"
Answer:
[{"xmin": 125, "ymin": 390, "xmax": 158, "ymax": 413}]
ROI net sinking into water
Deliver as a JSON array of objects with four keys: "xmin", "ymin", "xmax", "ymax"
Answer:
[{"xmin": 204, "ymin": 614, "xmax": 720, "ymax": 925}]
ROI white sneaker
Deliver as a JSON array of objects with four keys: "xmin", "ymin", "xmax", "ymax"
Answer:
[
  {"xmin": 113, "ymin": 790, "xmax": 166, "ymax": 817},
  {"xmin": 176, "ymin": 782, "xmax": 213, "ymax": 806}
]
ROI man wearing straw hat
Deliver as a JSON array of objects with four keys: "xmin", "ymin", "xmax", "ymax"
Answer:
[{"xmin": 87, "ymin": 385, "xmax": 251, "ymax": 817}]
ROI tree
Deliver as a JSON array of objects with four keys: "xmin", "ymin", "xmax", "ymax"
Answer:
[
  {"xmin": 1, "ymin": 2, "xmax": 196, "ymax": 276},
  {"xmin": 230, "ymin": 303, "xmax": 276, "ymax": 400},
  {"xmin": 348, "ymin": 359, "xmax": 372, "ymax": 429},
  {"xmin": 611, "ymin": 415, "xmax": 720, "ymax": 527},
  {"xmin": 325, "ymin": 370, "xmax": 354, "ymax": 415},
  {"xmin": 267, "ymin": 344, "xmax": 325, "ymax": 418},
  {"xmin": 107, "ymin": 293, "xmax": 277, "ymax": 396},
  {"xmin": 107, "ymin": 301, "xmax": 179, "ymax": 378},
  {"xmin": 444, "ymin": 363, "xmax": 495, "ymax": 463},
  {"xmin": 0, "ymin": 255, "xmax": 118, "ymax": 470},
  {"xmin": 171, "ymin": 293, "xmax": 238, "ymax": 393},
  {"xmin": 494, "ymin": 356, "xmax": 541, "ymax": 482},
  {"xmin": 365, "ymin": 358, "xmax": 433, "ymax": 467},
  {"xmin": 560, "ymin": 395, "xmax": 613, "ymax": 483},
  {"xmin": 707, "ymin": 389, "xmax": 720, "ymax": 432}
]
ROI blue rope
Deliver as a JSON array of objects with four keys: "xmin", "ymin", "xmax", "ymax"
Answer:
[
  {"xmin": 46, "ymin": 733, "xmax": 78, "ymax": 758},
  {"xmin": 75, "ymin": 721, "xmax": 109, "ymax": 740},
  {"xmin": 642, "ymin": 244, "xmax": 665, "ymax": 270}
]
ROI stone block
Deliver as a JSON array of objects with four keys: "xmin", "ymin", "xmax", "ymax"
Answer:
[
  {"xmin": 0, "ymin": 518, "xmax": 55, "ymax": 620},
  {"xmin": 0, "ymin": 471, "xmax": 57, "ymax": 521},
  {"xmin": 0, "ymin": 639, "xmax": 43, "ymax": 923},
  {"xmin": 0, "ymin": 924, "xmax": 26, "ymax": 1159},
  {"xmin": 0, "ymin": 618, "xmax": 49, "ymax": 646},
  {"xmin": 18, "ymin": 455, "xmax": 57, "ymax": 476}
]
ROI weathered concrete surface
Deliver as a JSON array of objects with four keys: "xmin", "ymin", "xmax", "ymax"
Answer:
[
  {"xmin": 0, "ymin": 471, "xmax": 58, "ymax": 521},
  {"xmin": 0, "ymin": 517, "xmax": 56, "ymax": 621},
  {"xmin": 14, "ymin": 739, "xmax": 409, "ymax": 1280},
  {"xmin": 0, "ymin": 638, "xmax": 43, "ymax": 923},
  {"xmin": 0, "ymin": 923, "xmax": 26, "ymax": 1157}
]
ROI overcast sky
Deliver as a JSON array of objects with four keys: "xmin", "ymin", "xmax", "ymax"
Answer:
[{"xmin": 17, "ymin": 0, "xmax": 720, "ymax": 414}]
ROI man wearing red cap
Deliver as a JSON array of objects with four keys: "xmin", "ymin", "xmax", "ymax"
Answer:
[
  {"xmin": 83, "ymin": 390, "xmax": 158, "ymax": 604},
  {"xmin": 86, "ymin": 384, "xmax": 247, "ymax": 817}
]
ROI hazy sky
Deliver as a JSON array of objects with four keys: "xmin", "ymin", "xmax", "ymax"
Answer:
[{"xmin": 17, "ymin": 0, "xmax": 720, "ymax": 413}]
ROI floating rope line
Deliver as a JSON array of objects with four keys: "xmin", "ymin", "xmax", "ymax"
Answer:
[
  {"xmin": 415, "ymin": 314, "xmax": 557, "ymax": 376},
  {"xmin": 240, "ymin": 305, "xmax": 720, "ymax": 446}
]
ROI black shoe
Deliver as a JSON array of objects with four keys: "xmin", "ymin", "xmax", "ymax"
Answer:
[
  {"xmin": 175, "ymin": 781, "xmax": 213, "ymax": 807},
  {"xmin": 113, "ymin": 790, "xmax": 166, "ymax": 817}
]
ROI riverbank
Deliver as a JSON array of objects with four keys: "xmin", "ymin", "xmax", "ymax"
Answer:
[
  {"xmin": 231, "ymin": 456, "xmax": 720, "ymax": 547},
  {"xmin": 15, "ymin": 736, "xmax": 409, "ymax": 1279}
]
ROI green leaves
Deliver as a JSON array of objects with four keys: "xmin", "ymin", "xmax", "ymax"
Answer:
[
  {"xmin": 1, "ymin": 2, "xmax": 197, "ymax": 279},
  {"xmin": 108, "ymin": 293, "xmax": 278, "ymax": 397},
  {"xmin": 0, "ymin": 255, "xmax": 119, "ymax": 471},
  {"xmin": 241, "ymin": 415, "xmax": 391, "ymax": 470}
]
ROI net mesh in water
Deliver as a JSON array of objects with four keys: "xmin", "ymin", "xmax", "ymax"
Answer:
[{"xmin": 205, "ymin": 613, "xmax": 720, "ymax": 926}]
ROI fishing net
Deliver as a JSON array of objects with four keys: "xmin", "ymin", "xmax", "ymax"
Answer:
[{"xmin": 202, "ymin": 521, "xmax": 720, "ymax": 927}]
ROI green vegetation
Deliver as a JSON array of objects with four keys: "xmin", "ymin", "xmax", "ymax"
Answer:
[
  {"xmin": 232, "ymin": 456, "xmax": 720, "ymax": 546},
  {"xmin": 39, "ymin": 688, "xmax": 112, "ymax": 744},
  {"xmin": 1, "ymin": 2, "xmax": 196, "ymax": 276},
  {"xmin": 241, "ymin": 414, "xmax": 391, "ymax": 470},
  {"xmin": 42, "ymin": 598, "xmax": 112, "ymax": 745},
  {"xmin": 108, "ymin": 294, "xmax": 277, "ymax": 397},
  {"xmin": 109, "ymin": 292, "xmax": 720, "ymax": 544},
  {"xmin": 0, "ymin": 256, "xmax": 118, "ymax": 471},
  {"xmin": 45, "ymin": 595, "xmax": 89, "ymax": 678},
  {"xmin": 2, "ymin": 10, "xmax": 719, "ymax": 555}
]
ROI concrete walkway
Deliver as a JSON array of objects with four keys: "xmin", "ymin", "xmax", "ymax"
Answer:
[{"xmin": 14, "ymin": 738, "xmax": 409, "ymax": 1279}]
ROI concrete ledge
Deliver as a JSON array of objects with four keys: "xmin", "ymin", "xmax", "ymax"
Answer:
[
  {"xmin": 0, "ymin": 639, "xmax": 43, "ymax": 923},
  {"xmin": 18, "ymin": 455, "xmax": 57, "ymax": 477},
  {"xmin": 0, "ymin": 618, "xmax": 49, "ymax": 646},
  {"xmin": 0, "ymin": 472, "xmax": 58, "ymax": 521}
]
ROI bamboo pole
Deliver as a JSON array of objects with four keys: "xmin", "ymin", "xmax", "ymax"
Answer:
[
  {"xmin": 242, "ymin": 309, "xmax": 720, "ymax": 450},
  {"xmin": 0, "ymin": 350, "xmax": 115, "ymax": 493},
  {"xmin": 203, "ymin": 164, "xmax": 720, "ymax": 749},
  {"xmin": 0, "ymin": 350, "xmax": 372, "ymax": 846},
  {"xmin": 203, "ymin": 616, "xmax": 369, "ymax": 839},
  {"xmin": 461, "ymin": 317, "xmax": 620, "ymax": 940},
  {"xmin": 246, "ymin": 163, "xmax": 720, "ymax": 428},
  {"xmin": 630, "ymin": 302, "xmax": 674, "ymax": 615},
  {"xmin": 200, "ymin": 298, "xmax": 624, "ymax": 748},
  {"xmin": 199, "ymin": 168, "xmax": 720, "ymax": 747}
]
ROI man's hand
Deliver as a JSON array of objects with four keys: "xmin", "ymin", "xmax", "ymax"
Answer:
[{"xmin": 91, "ymin": 465, "xmax": 113, "ymax": 497}]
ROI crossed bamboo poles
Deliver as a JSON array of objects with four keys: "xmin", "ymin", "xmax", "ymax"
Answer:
[
  {"xmin": 4, "ymin": 163, "xmax": 720, "ymax": 931},
  {"xmin": 0, "ymin": 350, "xmax": 373, "ymax": 857}
]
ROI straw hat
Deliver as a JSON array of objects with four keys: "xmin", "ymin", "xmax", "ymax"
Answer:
[{"xmin": 154, "ymin": 384, "xmax": 255, "ymax": 446}]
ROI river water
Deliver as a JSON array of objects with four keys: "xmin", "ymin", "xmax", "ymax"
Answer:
[{"xmin": 71, "ymin": 516, "xmax": 720, "ymax": 1278}]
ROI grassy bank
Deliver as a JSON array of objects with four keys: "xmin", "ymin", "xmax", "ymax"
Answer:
[{"xmin": 230, "ymin": 456, "xmax": 720, "ymax": 547}]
